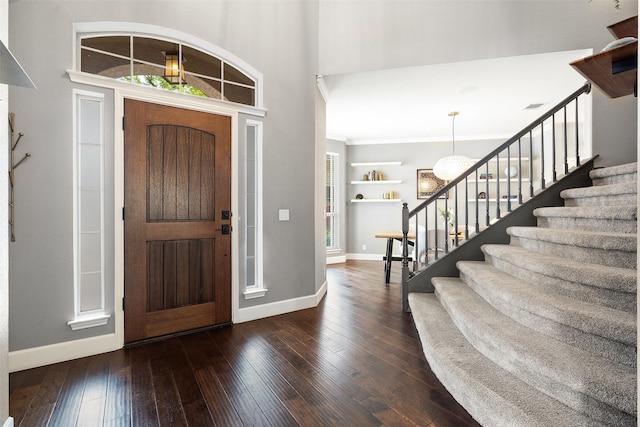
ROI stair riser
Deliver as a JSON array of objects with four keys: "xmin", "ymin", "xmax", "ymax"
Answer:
[
  {"xmin": 434, "ymin": 284, "xmax": 635, "ymax": 425},
  {"xmin": 484, "ymin": 253, "xmax": 636, "ymax": 313},
  {"xmin": 536, "ymin": 217, "xmax": 637, "ymax": 233},
  {"xmin": 459, "ymin": 269, "xmax": 637, "ymax": 367},
  {"xmin": 592, "ymin": 172, "xmax": 637, "ymax": 186},
  {"xmin": 564, "ymin": 194, "xmax": 637, "ymax": 207},
  {"xmin": 509, "ymin": 236, "xmax": 636, "ymax": 269}
]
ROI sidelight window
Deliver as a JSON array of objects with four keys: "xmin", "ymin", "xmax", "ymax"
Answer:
[
  {"xmin": 68, "ymin": 89, "xmax": 111, "ymax": 330},
  {"xmin": 243, "ymin": 120, "xmax": 265, "ymax": 299}
]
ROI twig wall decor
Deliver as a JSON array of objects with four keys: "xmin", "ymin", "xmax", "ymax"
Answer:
[{"xmin": 8, "ymin": 112, "xmax": 31, "ymax": 242}]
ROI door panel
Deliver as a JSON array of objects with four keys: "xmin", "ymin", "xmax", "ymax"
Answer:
[
  {"xmin": 146, "ymin": 239, "xmax": 216, "ymax": 310},
  {"xmin": 124, "ymin": 99, "xmax": 231, "ymax": 344}
]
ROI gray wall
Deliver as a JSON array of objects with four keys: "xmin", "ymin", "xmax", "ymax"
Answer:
[
  {"xmin": 8, "ymin": 1, "xmax": 320, "ymax": 350},
  {"xmin": 318, "ymin": 0, "xmax": 638, "ymax": 167}
]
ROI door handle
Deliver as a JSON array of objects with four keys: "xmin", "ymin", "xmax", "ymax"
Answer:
[{"xmin": 218, "ymin": 224, "xmax": 230, "ymax": 235}]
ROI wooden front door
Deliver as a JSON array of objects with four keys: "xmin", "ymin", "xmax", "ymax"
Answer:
[{"xmin": 124, "ymin": 99, "xmax": 232, "ymax": 344}]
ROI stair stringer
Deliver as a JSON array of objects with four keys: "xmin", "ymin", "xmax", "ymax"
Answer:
[{"xmin": 404, "ymin": 157, "xmax": 597, "ymax": 311}]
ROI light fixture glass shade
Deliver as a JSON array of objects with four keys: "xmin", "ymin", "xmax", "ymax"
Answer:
[
  {"xmin": 433, "ymin": 155, "xmax": 476, "ymax": 181},
  {"xmin": 164, "ymin": 52, "xmax": 184, "ymax": 84}
]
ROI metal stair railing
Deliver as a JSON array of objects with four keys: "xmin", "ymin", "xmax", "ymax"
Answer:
[{"xmin": 401, "ymin": 82, "xmax": 592, "ymax": 301}]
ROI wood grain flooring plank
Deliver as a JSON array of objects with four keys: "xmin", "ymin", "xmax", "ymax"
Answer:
[
  {"xmin": 246, "ymin": 334, "xmax": 369, "ymax": 426},
  {"xmin": 18, "ymin": 402, "xmax": 55, "ymax": 427},
  {"xmin": 147, "ymin": 341, "xmax": 188, "ymax": 427},
  {"xmin": 261, "ymin": 405, "xmax": 300, "ymax": 427},
  {"xmin": 31, "ymin": 361, "xmax": 69, "ymax": 406},
  {"xmin": 77, "ymin": 396, "xmax": 106, "ymax": 426},
  {"xmin": 129, "ymin": 346, "xmax": 159, "ymax": 426},
  {"xmin": 131, "ymin": 389, "xmax": 159, "ymax": 427},
  {"xmin": 17, "ymin": 361, "xmax": 69, "ymax": 426},
  {"xmin": 47, "ymin": 357, "xmax": 90, "ymax": 426},
  {"xmin": 227, "ymin": 344, "xmax": 329, "ymax": 426},
  {"xmin": 102, "ymin": 417, "xmax": 132, "ymax": 427},
  {"xmin": 8, "ymin": 385, "xmax": 39, "ymax": 427},
  {"xmin": 79, "ymin": 352, "xmax": 111, "ymax": 426},
  {"xmin": 103, "ymin": 366, "xmax": 131, "ymax": 426},
  {"xmin": 194, "ymin": 366, "xmax": 244, "ymax": 427},
  {"xmin": 213, "ymin": 337, "xmax": 286, "ymax": 413},
  {"xmin": 225, "ymin": 390, "xmax": 272, "ymax": 427},
  {"xmin": 261, "ymin": 331, "xmax": 383, "ymax": 426},
  {"xmin": 359, "ymin": 394, "xmax": 426, "ymax": 427},
  {"xmin": 164, "ymin": 337, "xmax": 214, "ymax": 426},
  {"xmin": 269, "ymin": 325, "xmax": 371, "ymax": 402},
  {"xmin": 8, "ymin": 365, "xmax": 47, "ymax": 394}
]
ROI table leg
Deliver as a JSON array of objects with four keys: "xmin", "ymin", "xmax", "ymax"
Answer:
[{"xmin": 384, "ymin": 237, "xmax": 394, "ymax": 284}]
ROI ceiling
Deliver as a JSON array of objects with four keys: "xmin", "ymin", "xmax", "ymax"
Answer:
[{"xmin": 321, "ymin": 49, "xmax": 592, "ymax": 145}]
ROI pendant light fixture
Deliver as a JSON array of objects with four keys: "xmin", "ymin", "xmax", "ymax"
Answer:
[
  {"xmin": 433, "ymin": 111, "xmax": 475, "ymax": 181},
  {"xmin": 164, "ymin": 50, "xmax": 184, "ymax": 84}
]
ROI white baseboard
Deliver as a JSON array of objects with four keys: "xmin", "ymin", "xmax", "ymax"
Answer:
[
  {"xmin": 235, "ymin": 280, "xmax": 328, "ymax": 323},
  {"xmin": 8, "ymin": 333, "xmax": 119, "ymax": 373},
  {"xmin": 3, "ymin": 417, "xmax": 13, "ymax": 427},
  {"xmin": 347, "ymin": 253, "xmax": 384, "ymax": 261},
  {"xmin": 326, "ymin": 255, "xmax": 346, "ymax": 264}
]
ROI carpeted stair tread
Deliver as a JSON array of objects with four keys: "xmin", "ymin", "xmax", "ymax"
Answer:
[
  {"xmin": 507, "ymin": 226, "xmax": 636, "ymax": 268},
  {"xmin": 534, "ymin": 205, "xmax": 637, "ymax": 233},
  {"xmin": 408, "ymin": 292, "xmax": 607, "ymax": 427},
  {"xmin": 457, "ymin": 261, "xmax": 636, "ymax": 366},
  {"xmin": 432, "ymin": 277, "xmax": 636, "ymax": 425},
  {"xmin": 481, "ymin": 244, "xmax": 636, "ymax": 295},
  {"xmin": 560, "ymin": 181, "xmax": 637, "ymax": 207},
  {"xmin": 534, "ymin": 205, "xmax": 637, "ymax": 220},
  {"xmin": 561, "ymin": 181, "xmax": 637, "ymax": 198},
  {"xmin": 590, "ymin": 162, "xmax": 637, "ymax": 185},
  {"xmin": 507, "ymin": 226, "xmax": 636, "ymax": 251}
]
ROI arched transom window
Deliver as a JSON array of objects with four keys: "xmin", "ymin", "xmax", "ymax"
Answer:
[{"xmin": 79, "ymin": 34, "xmax": 256, "ymax": 106}]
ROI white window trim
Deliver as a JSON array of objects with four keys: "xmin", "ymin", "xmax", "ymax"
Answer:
[
  {"xmin": 243, "ymin": 119, "xmax": 265, "ymax": 300},
  {"xmin": 69, "ymin": 89, "xmax": 111, "ymax": 331}
]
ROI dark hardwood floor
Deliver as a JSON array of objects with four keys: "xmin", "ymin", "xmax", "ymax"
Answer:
[{"xmin": 9, "ymin": 260, "xmax": 479, "ymax": 426}]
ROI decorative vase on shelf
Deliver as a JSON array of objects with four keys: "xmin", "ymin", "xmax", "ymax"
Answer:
[{"xmin": 505, "ymin": 165, "xmax": 518, "ymax": 178}]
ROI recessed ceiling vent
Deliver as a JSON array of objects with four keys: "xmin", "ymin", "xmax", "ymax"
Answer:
[{"xmin": 525, "ymin": 103, "xmax": 545, "ymax": 110}]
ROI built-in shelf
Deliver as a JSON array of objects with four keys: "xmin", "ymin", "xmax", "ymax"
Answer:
[
  {"xmin": 350, "ymin": 161, "xmax": 402, "ymax": 167},
  {"xmin": 350, "ymin": 180, "xmax": 402, "ymax": 185},
  {"xmin": 351, "ymin": 199, "xmax": 402, "ymax": 203},
  {"xmin": 609, "ymin": 15, "xmax": 638, "ymax": 39}
]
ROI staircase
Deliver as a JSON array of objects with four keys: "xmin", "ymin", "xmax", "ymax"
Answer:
[{"xmin": 408, "ymin": 162, "xmax": 637, "ymax": 426}]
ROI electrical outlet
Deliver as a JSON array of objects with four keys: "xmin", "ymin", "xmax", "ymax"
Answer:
[{"xmin": 362, "ymin": 244, "xmax": 367, "ymax": 251}]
